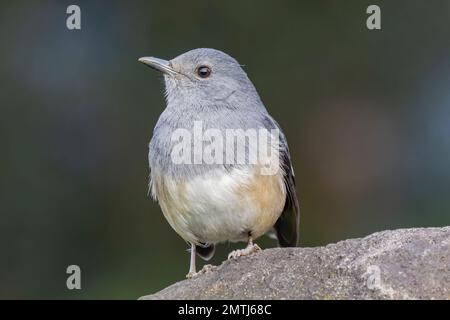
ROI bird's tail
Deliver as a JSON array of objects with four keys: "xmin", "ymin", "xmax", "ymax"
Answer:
[{"xmin": 196, "ymin": 243, "xmax": 215, "ymax": 261}]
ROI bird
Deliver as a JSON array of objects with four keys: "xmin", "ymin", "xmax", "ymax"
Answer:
[{"xmin": 138, "ymin": 48, "xmax": 300, "ymax": 278}]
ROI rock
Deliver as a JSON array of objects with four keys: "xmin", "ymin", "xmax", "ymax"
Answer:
[{"xmin": 140, "ymin": 227, "xmax": 450, "ymax": 300}]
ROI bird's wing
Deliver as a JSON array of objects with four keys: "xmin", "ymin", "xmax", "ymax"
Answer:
[
  {"xmin": 275, "ymin": 145, "xmax": 300, "ymax": 247},
  {"xmin": 263, "ymin": 115, "xmax": 300, "ymax": 247}
]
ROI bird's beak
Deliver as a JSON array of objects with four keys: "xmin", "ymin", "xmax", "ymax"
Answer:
[{"xmin": 138, "ymin": 57, "xmax": 177, "ymax": 76}]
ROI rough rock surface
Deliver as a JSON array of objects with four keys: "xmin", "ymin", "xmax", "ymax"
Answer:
[{"xmin": 140, "ymin": 227, "xmax": 450, "ymax": 300}]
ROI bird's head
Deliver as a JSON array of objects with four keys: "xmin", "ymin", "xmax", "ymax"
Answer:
[{"xmin": 139, "ymin": 48, "xmax": 260, "ymax": 107}]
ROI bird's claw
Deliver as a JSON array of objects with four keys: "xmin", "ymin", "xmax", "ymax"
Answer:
[
  {"xmin": 228, "ymin": 243, "xmax": 261, "ymax": 260},
  {"xmin": 186, "ymin": 264, "xmax": 216, "ymax": 279},
  {"xmin": 199, "ymin": 264, "xmax": 216, "ymax": 274}
]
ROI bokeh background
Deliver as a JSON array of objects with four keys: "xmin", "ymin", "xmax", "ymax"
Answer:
[{"xmin": 0, "ymin": 0, "xmax": 449, "ymax": 299}]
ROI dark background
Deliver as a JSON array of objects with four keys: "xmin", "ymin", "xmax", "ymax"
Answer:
[{"xmin": 0, "ymin": 0, "xmax": 449, "ymax": 299}]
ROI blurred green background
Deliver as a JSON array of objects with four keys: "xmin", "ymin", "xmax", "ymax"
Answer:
[{"xmin": 0, "ymin": 0, "xmax": 449, "ymax": 299}]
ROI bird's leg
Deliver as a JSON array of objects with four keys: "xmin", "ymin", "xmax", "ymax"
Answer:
[
  {"xmin": 186, "ymin": 244, "xmax": 216, "ymax": 278},
  {"xmin": 227, "ymin": 235, "xmax": 262, "ymax": 260},
  {"xmin": 186, "ymin": 243, "xmax": 197, "ymax": 279}
]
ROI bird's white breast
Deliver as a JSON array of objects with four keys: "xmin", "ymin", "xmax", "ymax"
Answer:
[{"xmin": 150, "ymin": 167, "xmax": 286, "ymax": 245}]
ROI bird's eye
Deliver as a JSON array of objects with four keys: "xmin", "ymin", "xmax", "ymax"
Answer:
[{"xmin": 196, "ymin": 66, "xmax": 212, "ymax": 78}]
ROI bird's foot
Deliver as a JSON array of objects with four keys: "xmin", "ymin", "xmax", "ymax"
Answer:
[
  {"xmin": 228, "ymin": 243, "xmax": 261, "ymax": 260},
  {"xmin": 186, "ymin": 264, "xmax": 216, "ymax": 279},
  {"xmin": 199, "ymin": 264, "xmax": 217, "ymax": 274}
]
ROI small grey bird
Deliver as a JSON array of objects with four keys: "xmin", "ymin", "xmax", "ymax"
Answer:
[{"xmin": 139, "ymin": 48, "xmax": 299, "ymax": 278}]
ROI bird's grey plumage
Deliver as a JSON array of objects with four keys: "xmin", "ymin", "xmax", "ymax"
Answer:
[
  {"xmin": 140, "ymin": 48, "xmax": 300, "ymax": 273},
  {"xmin": 149, "ymin": 49, "xmax": 270, "ymax": 179}
]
